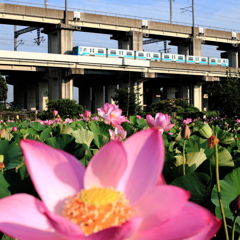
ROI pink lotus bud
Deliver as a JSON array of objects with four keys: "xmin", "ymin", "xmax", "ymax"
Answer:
[
  {"xmin": 0, "ymin": 129, "xmax": 6, "ymax": 138},
  {"xmin": 12, "ymin": 127, "xmax": 17, "ymax": 132},
  {"xmin": 84, "ymin": 110, "xmax": 91, "ymax": 118},
  {"xmin": 230, "ymin": 195, "xmax": 240, "ymax": 215},
  {"xmin": 136, "ymin": 115, "xmax": 143, "ymax": 119},
  {"xmin": 52, "ymin": 110, "xmax": 58, "ymax": 117},
  {"xmin": 181, "ymin": 125, "xmax": 191, "ymax": 139}
]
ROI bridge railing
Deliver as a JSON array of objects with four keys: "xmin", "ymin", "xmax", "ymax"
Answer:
[{"xmin": 0, "ymin": 0, "xmax": 239, "ymax": 33}]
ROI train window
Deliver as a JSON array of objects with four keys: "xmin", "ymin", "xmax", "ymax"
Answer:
[
  {"xmin": 83, "ymin": 48, "xmax": 87, "ymax": 51},
  {"xmin": 188, "ymin": 57, "xmax": 193, "ymax": 60},
  {"xmin": 73, "ymin": 48, "xmax": 77, "ymax": 54},
  {"xmin": 127, "ymin": 52, "xmax": 133, "ymax": 56},
  {"xmin": 211, "ymin": 59, "xmax": 216, "ymax": 62},
  {"xmin": 98, "ymin": 49, "xmax": 104, "ymax": 53},
  {"xmin": 153, "ymin": 54, "xmax": 159, "ymax": 58},
  {"xmin": 164, "ymin": 55, "xmax": 170, "ymax": 58},
  {"xmin": 110, "ymin": 50, "xmax": 116, "ymax": 54},
  {"xmin": 202, "ymin": 58, "xmax": 207, "ymax": 62},
  {"xmin": 178, "ymin": 56, "xmax": 184, "ymax": 60},
  {"xmin": 138, "ymin": 53, "xmax": 144, "ymax": 57}
]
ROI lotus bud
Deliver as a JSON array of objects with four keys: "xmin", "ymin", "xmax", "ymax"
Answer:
[
  {"xmin": 12, "ymin": 127, "xmax": 17, "ymax": 132},
  {"xmin": 16, "ymin": 115, "xmax": 19, "ymax": 120},
  {"xmin": 199, "ymin": 124, "xmax": 213, "ymax": 139},
  {"xmin": 52, "ymin": 110, "xmax": 58, "ymax": 117},
  {"xmin": 0, "ymin": 129, "xmax": 5, "ymax": 138},
  {"xmin": 230, "ymin": 195, "xmax": 240, "ymax": 216},
  {"xmin": 84, "ymin": 110, "xmax": 91, "ymax": 118},
  {"xmin": 181, "ymin": 125, "xmax": 191, "ymax": 139}
]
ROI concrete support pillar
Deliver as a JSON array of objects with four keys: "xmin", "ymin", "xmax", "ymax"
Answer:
[
  {"xmin": 79, "ymin": 85, "xmax": 91, "ymax": 111},
  {"xmin": 178, "ymin": 44, "xmax": 190, "ymax": 55},
  {"xmin": 48, "ymin": 70, "xmax": 61, "ymax": 100},
  {"xmin": 193, "ymin": 85, "xmax": 202, "ymax": 111},
  {"xmin": 132, "ymin": 31, "xmax": 143, "ymax": 51},
  {"xmin": 48, "ymin": 28, "xmax": 72, "ymax": 54},
  {"xmin": 105, "ymin": 84, "xmax": 117, "ymax": 104},
  {"xmin": 92, "ymin": 85, "xmax": 104, "ymax": 111},
  {"xmin": 227, "ymin": 50, "xmax": 238, "ymax": 68},
  {"xmin": 112, "ymin": 31, "xmax": 143, "ymax": 51},
  {"xmin": 134, "ymin": 82, "xmax": 144, "ymax": 109},
  {"xmin": 36, "ymin": 82, "xmax": 48, "ymax": 111},
  {"xmin": 151, "ymin": 87, "xmax": 161, "ymax": 103},
  {"xmin": 167, "ymin": 87, "xmax": 175, "ymax": 99},
  {"xmin": 61, "ymin": 79, "xmax": 74, "ymax": 100},
  {"xmin": 14, "ymin": 83, "xmax": 26, "ymax": 110},
  {"xmin": 26, "ymin": 84, "xmax": 36, "ymax": 110},
  {"xmin": 191, "ymin": 38, "xmax": 202, "ymax": 56}
]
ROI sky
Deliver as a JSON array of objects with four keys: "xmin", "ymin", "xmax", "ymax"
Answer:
[{"xmin": 0, "ymin": 0, "xmax": 240, "ymax": 102}]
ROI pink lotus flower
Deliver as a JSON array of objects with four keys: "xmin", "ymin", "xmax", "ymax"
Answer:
[
  {"xmin": 84, "ymin": 110, "xmax": 91, "ymax": 118},
  {"xmin": 97, "ymin": 103, "xmax": 129, "ymax": 129},
  {"xmin": 109, "ymin": 127, "xmax": 127, "ymax": 141},
  {"xmin": 136, "ymin": 115, "xmax": 143, "ymax": 119},
  {"xmin": 146, "ymin": 113, "xmax": 175, "ymax": 134},
  {"xmin": 12, "ymin": 127, "xmax": 17, "ymax": 132},
  {"xmin": 52, "ymin": 110, "xmax": 58, "ymax": 117},
  {"xmin": 183, "ymin": 118, "xmax": 192, "ymax": 125},
  {"xmin": 236, "ymin": 119, "xmax": 240, "ymax": 123},
  {"xmin": 0, "ymin": 129, "xmax": 220, "ymax": 240}
]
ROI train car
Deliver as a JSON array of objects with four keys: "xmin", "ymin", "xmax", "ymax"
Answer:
[
  {"xmin": 186, "ymin": 56, "xmax": 208, "ymax": 65},
  {"xmin": 72, "ymin": 45, "xmax": 230, "ymax": 67},
  {"xmin": 162, "ymin": 53, "xmax": 185, "ymax": 63},
  {"xmin": 107, "ymin": 48, "xmax": 124, "ymax": 58},
  {"xmin": 209, "ymin": 57, "xmax": 229, "ymax": 67},
  {"xmin": 72, "ymin": 46, "xmax": 106, "ymax": 57},
  {"xmin": 135, "ymin": 51, "xmax": 161, "ymax": 61}
]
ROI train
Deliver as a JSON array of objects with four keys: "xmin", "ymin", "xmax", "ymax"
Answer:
[{"xmin": 72, "ymin": 46, "xmax": 229, "ymax": 67}]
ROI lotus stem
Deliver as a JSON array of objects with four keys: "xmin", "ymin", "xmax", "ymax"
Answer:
[
  {"xmin": 215, "ymin": 140, "xmax": 229, "ymax": 240},
  {"xmin": 232, "ymin": 215, "xmax": 238, "ymax": 240},
  {"xmin": 183, "ymin": 140, "xmax": 186, "ymax": 175}
]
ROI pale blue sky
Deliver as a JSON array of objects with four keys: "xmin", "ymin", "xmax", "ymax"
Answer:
[{"xmin": 0, "ymin": 0, "xmax": 240, "ymax": 102}]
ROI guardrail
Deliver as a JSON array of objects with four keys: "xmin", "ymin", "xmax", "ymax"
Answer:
[{"xmin": 0, "ymin": 0, "xmax": 239, "ymax": 33}]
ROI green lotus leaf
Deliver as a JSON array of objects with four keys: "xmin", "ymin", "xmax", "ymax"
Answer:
[
  {"xmin": 29, "ymin": 122, "xmax": 47, "ymax": 132},
  {"xmin": 215, "ymin": 128, "xmax": 235, "ymax": 145},
  {"xmin": 59, "ymin": 124, "xmax": 74, "ymax": 135},
  {"xmin": 71, "ymin": 128, "xmax": 94, "ymax": 147},
  {"xmin": 0, "ymin": 140, "xmax": 22, "ymax": 169},
  {"xmin": 211, "ymin": 168, "xmax": 240, "ymax": 224},
  {"xmin": 199, "ymin": 124, "xmax": 213, "ymax": 139},
  {"xmin": 210, "ymin": 147, "xmax": 234, "ymax": 167},
  {"xmin": 171, "ymin": 172, "xmax": 212, "ymax": 203},
  {"xmin": 46, "ymin": 134, "xmax": 81, "ymax": 157},
  {"xmin": 93, "ymin": 134, "xmax": 109, "ymax": 149},
  {"xmin": 89, "ymin": 121, "xmax": 112, "ymax": 137},
  {"xmin": 175, "ymin": 148, "xmax": 207, "ymax": 173}
]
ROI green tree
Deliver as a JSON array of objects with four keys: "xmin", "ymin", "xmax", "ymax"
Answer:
[
  {"xmin": 112, "ymin": 87, "xmax": 142, "ymax": 116},
  {"xmin": 45, "ymin": 99, "xmax": 84, "ymax": 119},
  {"xmin": 206, "ymin": 69, "xmax": 240, "ymax": 117},
  {"xmin": 0, "ymin": 74, "xmax": 8, "ymax": 102}
]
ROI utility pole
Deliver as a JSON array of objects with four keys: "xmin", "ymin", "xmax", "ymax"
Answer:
[
  {"xmin": 170, "ymin": 0, "xmax": 173, "ymax": 24},
  {"xmin": 14, "ymin": 25, "xmax": 17, "ymax": 51},
  {"xmin": 45, "ymin": 0, "xmax": 48, "ymax": 8},
  {"xmin": 192, "ymin": 0, "xmax": 195, "ymax": 55},
  {"xmin": 180, "ymin": 0, "xmax": 195, "ymax": 55},
  {"xmin": 64, "ymin": 0, "xmax": 68, "ymax": 24}
]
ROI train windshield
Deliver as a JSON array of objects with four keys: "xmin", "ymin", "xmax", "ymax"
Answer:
[{"xmin": 72, "ymin": 47, "xmax": 78, "ymax": 54}]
